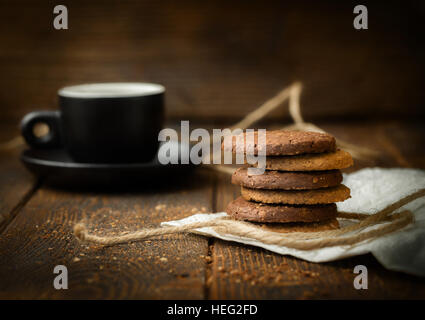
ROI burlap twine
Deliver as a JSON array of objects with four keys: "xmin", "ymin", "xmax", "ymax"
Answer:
[
  {"xmin": 73, "ymin": 189, "xmax": 422, "ymax": 249},
  {"xmin": 1, "ymin": 82, "xmax": 421, "ymax": 249}
]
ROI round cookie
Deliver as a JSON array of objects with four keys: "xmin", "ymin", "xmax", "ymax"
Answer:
[
  {"xmin": 241, "ymin": 184, "xmax": 351, "ymax": 205},
  {"xmin": 262, "ymin": 149, "xmax": 353, "ymax": 171},
  {"xmin": 222, "ymin": 130, "xmax": 336, "ymax": 156},
  {"xmin": 232, "ymin": 167, "xmax": 342, "ymax": 190},
  {"xmin": 226, "ymin": 197, "xmax": 337, "ymax": 223}
]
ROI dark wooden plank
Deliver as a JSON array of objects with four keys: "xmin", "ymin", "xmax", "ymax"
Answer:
[
  {"xmin": 0, "ymin": 1, "xmax": 424, "ymax": 124},
  {"xmin": 0, "ymin": 124, "xmax": 36, "ymax": 232},
  {"xmin": 320, "ymin": 121, "xmax": 425, "ymax": 170},
  {"xmin": 0, "ymin": 171, "xmax": 214, "ymax": 299},
  {"xmin": 377, "ymin": 121, "xmax": 425, "ymax": 169},
  {"xmin": 209, "ymin": 122, "xmax": 425, "ymax": 299}
]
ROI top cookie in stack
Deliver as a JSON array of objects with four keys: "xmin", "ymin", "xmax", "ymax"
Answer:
[{"xmin": 225, "ymin": 130, "xmax": 353, "ymax": 226}]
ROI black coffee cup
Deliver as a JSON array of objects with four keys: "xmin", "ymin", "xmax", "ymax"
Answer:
[{"xmin": 21, "ymin": 82, "xmax": 164, "ymax": 163}]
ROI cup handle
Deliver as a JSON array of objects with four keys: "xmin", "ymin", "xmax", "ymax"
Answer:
[{"xmin": 20, "ymin": 111, "xmax": 62, "ymax": 148}]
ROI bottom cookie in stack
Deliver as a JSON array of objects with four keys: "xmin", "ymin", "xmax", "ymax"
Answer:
[
  {"xmin": 256, "ymin": 218, "xmax": 340, "ymax": 233},
  {"xmin": 227, "ymin": 196, "xmax": 338, "ymax": 223}
]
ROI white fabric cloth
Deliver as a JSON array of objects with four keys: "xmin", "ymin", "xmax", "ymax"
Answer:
[{"xmin": 162, "ymin": 168, "xmax": 425, "ymax": 276}]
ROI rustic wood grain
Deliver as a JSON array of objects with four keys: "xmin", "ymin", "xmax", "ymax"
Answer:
[
  {"xmin": 0, "ymin": 0, "xmax": 424, "ymax": 124},
  {"xmin": 0, "ymin": 121, "xmax": 424, "ymax": 299},
  {"xmin": 377, "ymin": 122, "xmax": 425, "ymax": 169},
  {"xmin": 209, "ymin": 122, "xmax": 425, "ymax": 299},
  {"xmin": 0, "ymin": 125, "xmax": 36, "ymax": 233},
  {"xmin": 0, "ymin": 170, "xmax": 214, "ymax": 299}
]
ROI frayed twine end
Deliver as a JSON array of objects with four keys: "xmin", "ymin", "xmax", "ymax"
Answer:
[{"xmin": 73, "ymin": 223, "xmax": 87, "ymax": 241}]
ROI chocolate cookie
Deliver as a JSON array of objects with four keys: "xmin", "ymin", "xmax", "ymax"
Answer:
[
  {"xmin": 222, "ymin": 130, "xmax": 336, "ymax": 156},
  {"xmin": 257, "ymin": 218, "xmax": 339, "ymax": 232},
  {"xmin": 261, "ymin": 149, "xmax": 353, "ymax": 171},
  {"xmin": 226, "ymin": 197, "xmax": 337, "ymax": 223},
  {"xmin": 232, "ymin": 167, "xmax": 342, "ymax": 190},
  {"xmin": 241, "ymin": 184, "xmax": 351, "ymax": 204}
]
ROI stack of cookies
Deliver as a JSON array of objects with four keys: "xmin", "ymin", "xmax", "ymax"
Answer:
[{"xmin": 225, "ymin": 130, "xmax": 353, "ymax": 230}]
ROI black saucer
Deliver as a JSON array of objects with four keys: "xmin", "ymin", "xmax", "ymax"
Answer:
[{"xmin": 21, "ymin": 142, "xmax": 195, "ymax": 188}]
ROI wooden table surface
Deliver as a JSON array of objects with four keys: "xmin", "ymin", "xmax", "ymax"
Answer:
[{"xmin": 0, "ymin": 120, "xmax": 424, "ymax": 299}]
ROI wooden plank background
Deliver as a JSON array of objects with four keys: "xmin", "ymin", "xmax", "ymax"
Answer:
[
  {"xmin": 0, "ymin": 125, "xmax": 36, "ymax": 233},
  {"xmin": 0, "ymin": 121, "xmax": 424, "ymax": 299},
  {"xmin": 0, "ymin": 0, "xmax": 424, "ymax": 125}
]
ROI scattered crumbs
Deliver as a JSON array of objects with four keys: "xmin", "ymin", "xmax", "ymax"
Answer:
[
  {"xmin": 242, "ymin": 273, "xmax": 255, "ymax": 281},
  {"xmin": 155, "ymin": 204, "xmax": 167, "ymax": 211},
  {"xmin": 230, "ymin": 270, "xmax": 241, "ymax": 276},
  {"xmin": 301, "ymin": 270, "xmax": 320, "ymax": 278},
  {"xmin": 206, "ymin": 275, "xmax": 213, "ymax": 286},
  {"xmin": 73, "ymin": 257, "xmax": 81, "ymax": 262},
  {"xmin": 176, "ymin": 273, "xmax": 190, "ymax": 279},
  {"xmin": 272, "ymin": 264, "xmax": 288, "ymax": 272}
]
